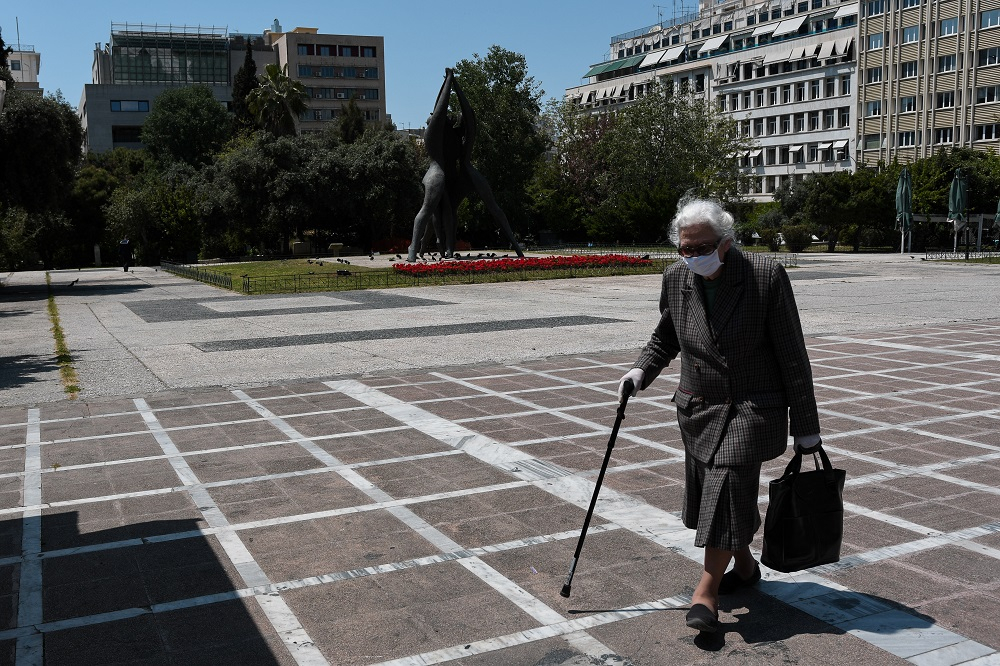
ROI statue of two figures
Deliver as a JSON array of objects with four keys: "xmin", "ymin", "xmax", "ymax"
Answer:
[{"xmin": 407, "ymin": 68, "xmax": 525, "ymax": 262}]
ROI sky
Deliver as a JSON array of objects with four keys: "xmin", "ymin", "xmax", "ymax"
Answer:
[{"xmin": 2, "ymin": 0, "xmax": 671, "ymax": 129}]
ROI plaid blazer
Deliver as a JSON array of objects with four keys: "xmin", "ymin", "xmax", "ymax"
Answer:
[{"xmin": 634, "ymin": 248, "xmax": 820, "ymax": 466}]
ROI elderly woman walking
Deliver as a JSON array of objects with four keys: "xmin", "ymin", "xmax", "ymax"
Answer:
[{"xmin": 619, "ymin": 197, "xmax": 822, "ymax": 633}]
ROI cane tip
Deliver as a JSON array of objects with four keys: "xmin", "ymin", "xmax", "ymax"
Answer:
[{"xmin": 559, "ymin": 585, "xmax": 571, "ymax": 598}]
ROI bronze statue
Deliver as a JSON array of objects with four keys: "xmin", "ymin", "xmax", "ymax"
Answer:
[{"xmin": 408, "ymin": 68, "xmax": 524, "ymax": 261}]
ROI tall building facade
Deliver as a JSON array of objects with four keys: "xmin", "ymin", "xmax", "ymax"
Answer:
[
  {"xmin": 567, "ymin": 0, "xmax": 1000, "ymax": 201},
  {"xmin": 79, "ymin": 21, "xmax": 388, "ymax": 154},
  {"xmin": 265, "ymin": 26, "xmax": 386, "ymax": 132},
  {"xmin": 858, "ymin": 0, "xmax": 1000, "ymax": 164}
]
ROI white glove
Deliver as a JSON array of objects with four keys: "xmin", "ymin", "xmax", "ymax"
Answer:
[
  {"xmin": 618, "ymin": 368, "xmax": 645, "ymax": 400},
  {"xmin": 793, "ymin": 434, "xmax": 822, "ymax": 454}
]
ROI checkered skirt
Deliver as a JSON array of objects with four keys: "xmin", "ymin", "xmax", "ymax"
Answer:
[{"xmin": 683, "ymin": 453, "xmax": 762, "ymax": 551}]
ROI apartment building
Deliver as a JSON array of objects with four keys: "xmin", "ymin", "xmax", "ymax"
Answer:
[
  {"xmin": 566, "ymin": 0, "xmax": 859, "ymax": 201},
  {"xmin": 266, "ymin": 26, "xmax": 386, "ymax": 131},
  {"xmin": 79, "ymin": 21, "xmax": 387, "ymax": 153},
  {"xmin": 858, "ymin": 0, "xmax": 1000, "ymax": 164}
]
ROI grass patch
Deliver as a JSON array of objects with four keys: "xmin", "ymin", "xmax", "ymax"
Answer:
[
  {"xmin": 45, "ymin": 272, "xmax": 81, "ymax": 398},
  {"xmin": 197, "ymin": 257, "xmax": 671, "ymax": 295}
]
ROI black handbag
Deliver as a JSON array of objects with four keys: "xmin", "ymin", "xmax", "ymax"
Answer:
[{"xmin": 761, "ymin": 445, "xmax": 846, "ymax": 573}]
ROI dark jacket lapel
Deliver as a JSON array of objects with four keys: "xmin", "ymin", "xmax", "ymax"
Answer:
[{"xmin": 710, "ymin": 247, "xmax": 745, "ymax": 336}]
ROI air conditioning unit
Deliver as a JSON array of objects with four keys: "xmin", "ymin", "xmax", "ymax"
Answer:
[{"xmin": 336, "ymin": 92, "xmax": 346, "ymax": 99}]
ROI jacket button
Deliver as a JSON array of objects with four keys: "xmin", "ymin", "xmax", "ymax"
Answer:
[{"xmin": 725, "ymin": 398, "xmax": 731, "ymax": 404}]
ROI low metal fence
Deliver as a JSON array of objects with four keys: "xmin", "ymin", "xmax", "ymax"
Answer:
[
  {"xmin": 924, "ymin": 249, "xmax": 1000, "ymax": 261},
  {"xmin": 160, "ymin": 261, "xmax": 233, "ymax": 290}
]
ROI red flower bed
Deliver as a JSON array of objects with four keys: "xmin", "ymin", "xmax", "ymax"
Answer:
[{"xmin": 392, "ymin": 254, "xmax": 654, "ymax": 277}]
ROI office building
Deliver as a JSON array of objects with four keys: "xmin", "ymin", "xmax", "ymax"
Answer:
[
  {"xmin": 857, "ymin": 0, "xmax": 1000, "ymax": 164},
  {"xmin": 265, "ymin": 25, "xmax": 386, "ymax": 132},
  {"xmin": 79, "ymin": 21, "xmax": 387, "ymax": 154},
  {"xmin": 567, "ymin": 0, "xmax": 1000, "ymax": 201}
]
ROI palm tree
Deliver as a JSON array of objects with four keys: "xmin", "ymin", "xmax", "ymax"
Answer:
[{"xmin": 247, "ymin": 63, "xmax": 309, "ymax": 137}]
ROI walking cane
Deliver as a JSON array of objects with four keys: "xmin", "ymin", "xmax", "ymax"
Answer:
[{"xmin": 560, "ymin": 378, "xmax": 633, "ymax": 598}]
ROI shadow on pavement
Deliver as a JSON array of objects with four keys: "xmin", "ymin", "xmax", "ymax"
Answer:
[
  {"xmin": 0, "ymin": 282, "xmax": 154, "ymax": 303},
  {"xmin": 1, "ymin": 512, "xmax": 287, "ymax": 665},
  {"xmin": 0, "ymin": 355, "xmax": 59, "ymax": 391}
]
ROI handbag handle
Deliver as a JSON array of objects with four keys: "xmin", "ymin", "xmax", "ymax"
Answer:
[{"xmin": 780, "ymin": 444, "xmax": 833, "ymax": 479}]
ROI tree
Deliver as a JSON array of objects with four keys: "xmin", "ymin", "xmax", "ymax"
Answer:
[
  {"xmin": 452, "ymin": 46, "xmax": 547, "ymax": 245},
  {"xmin": 231, "ymin": 42, "xmax": 260, "ymax": 133},
  {"xmin": 247, "ymin": 63, "xmax": 309, "ymax": 137},
  {"xmin": 140, "ymin": 85, "xmax": 233, "ymax": 167},
  {"xmin": 535, "ymin": 82, "xmax": 749, "ymax": 244},
  {"xmin": 0, "ymin": 32, "xmax": 15, "ymax": 91},
  {"xmin": 338, "ymin": 97, "xmax": 365, "ymax": 144},
  {"xmin": 0, "ymin": 90, "xmax": 83, "ymax": 268}
]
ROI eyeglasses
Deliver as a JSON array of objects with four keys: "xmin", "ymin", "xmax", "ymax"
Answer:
[{"xmin": 677, "ymin": 241, "xmax": 721, "ymax": 258}]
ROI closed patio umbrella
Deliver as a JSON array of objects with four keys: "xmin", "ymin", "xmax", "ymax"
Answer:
[
  {"xmin": 948, "ymin": 168, "xmax": 968, "ymax": 253},
  {"xmin": 895, "ymin": 167, "xmax": 912, "ymax": 253}
]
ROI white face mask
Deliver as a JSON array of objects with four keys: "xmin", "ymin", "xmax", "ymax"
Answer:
[{"xmin": 682, "ymin": 251, "xmax": 723, "ymax": 277}]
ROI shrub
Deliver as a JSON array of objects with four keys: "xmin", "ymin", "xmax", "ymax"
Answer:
[{"xmin": 782, "ymin": 224, "xmax": 814, "ymax": 252}]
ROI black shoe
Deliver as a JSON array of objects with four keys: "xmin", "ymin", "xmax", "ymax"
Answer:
[
  {"xmin": 685, "ymin": 603, "xmax": 719, "ymax": 633},
  {"xmin": 718, "ymin": 562, "xmax": 761, "ymax": 595}
]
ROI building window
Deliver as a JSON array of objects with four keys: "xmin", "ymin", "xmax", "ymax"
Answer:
[
  {"xmin": 866, "ymin": 67, "xmax": 882, "ymax": 84},
  {"xmin": 754, "ymin": 118, "xmax": 764, "ymax": 135},
  {"xmin": 795, "ymin": 82, "xmax": 805, "ymax": 102},
  {"xmin": 781, "ymin": 115, "xmax": 791, "ymax": 133},
  {"xmin": 769, "ymin": 87, "xmax": 778, "ymax": 105},
  {"xmin": 841, "ymin": 75, "xmax": 851, "ymax": 95},
  {"xmin": 823, "ymin": 109, "xmax": 835, "ymax": 129},
  {"xmin": 10, "ymin": 60, "xmax": 20, "ymax": 71},
  {"xmin": 780, "ymin": 146, "xmax": 789, "ymax": 164},
  {"xmin": 298, "ymin": 65, "xmax": 312, "ymax": 77},
  {"xmin": 809, "ymin": 145, "xmax": 818, "ymax": 161},
  {"xmin": 940, "ymin": 18, "xmax": 958, "ymax": 36},
  {"xmin": 978, "ymin": 85, "xmax": 1000, "ymax": 103},
  {"xmin": 825, "ymin": 77, "xmax": 836, "ymax": 97},
  {"xmin": 938, "ymin": 55, "xmax": 957, "ymax": 72},
  {"xmin": 111, "ymin": 125, "xmax": 143, "ymax": 143},
  {"xmin": 979, "ymin": 47, "xmax": 1000, "ymax": 66},
  {"xmin": 975, "ymin": 124, "xmax": 999, "ymax": 140},
  {"xmin": 982, "ymin": 9, "xmax": 1000, "ymax": 29},
  {"xmin": 901, "ymin": 0, "xmax": 919, "ymax": 7},
  {"xmin": 766, "ymin": 147, "xmax": 776, "ymax": 164},
  {"xmin": 321, "ymin": 66, "xmax": 336, "ymax": 77},
  {"xmin": 756, "ymin": 89, "xmax": 764, "ymax": 107},
  {"xmin": 782, "ymin": 85, "xmax": 791, "ymax": 103},
  {"xmin": 808, "ymin": 111, "xmax": 819, "ymax": 130},
  {"xmin": 900, "ymin": 61, "xmax": 918, "ymax": 78},
  {"xmin": 110, "ymin": 100, "xmax": 150, "ymax": 112},
  {"xmin": 743, "ymin": 91, "xmax": 751, "ymax": 108},
  {"xmin": 839, "ymin": 107, "xmax": 850, "ymax": 127},
  {"xmin": 865, "ymin": 100, "xmax": 882, "ymax": 116},
  {"xmin": 866, "ymin": 1, "xmax": 885, "ymax": 16},
  {"xmin": 297, "ymin": 44, "xmax": 314, "ymax": 56},
  {"xmin": 767, "ymin": 117, "xmax": 777, "ymax": 134},
  {"xmin": 339, "ymin": 45, "xmax": 358, "ymax": 57},
  {"xmin": 902, "ymin": 26, "xmax": 920, "ymax": 44},
  {"xmin": 864, "ymin": 134, "xmax": 881, "ymax": 149},
  {"xmin": 937, "ymin": 91, "xmax": 955, "ymax": 108},
  {"xmin": 868, "ymin": 33, "xmax": 884, "ymax": 50},
  {"xmin": 810, "ymin": 79, "xmax": 820, "ymax": 99},
  {"xmin": 364, "ymin": 68, "xmax": 379, "ymax": 79},
  {"xmin": 362, "ymin": 46, "xmax": 377, "ymax": 58},
  {"xmin": 319, "ymin": 45, "xmax": 334, "ymax": 56},
  {"xmin": 899, "ymin": 96, "xmax": 917, "ymax": 113},
  {"xmin": 362, "ymin": 89, "xmax": 380, "ymax": 100},
  {"xmin": 794, "ymin": 113, "xmax": 805, "ymax": 132},
  {"xmin": 935, "ymin": 127, "xmax": 954, "ymax": 144},
  {"xmin": 719, "ymin": 97, "xmax": 727, "ymax": 112}
]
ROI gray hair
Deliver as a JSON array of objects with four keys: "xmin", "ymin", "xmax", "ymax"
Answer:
[{"xmin": 668, "ymin": 197, "xmax": 735, "ymax": 245}]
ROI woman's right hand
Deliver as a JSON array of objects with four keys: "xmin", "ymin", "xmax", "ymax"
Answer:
[{"xmin": 618, "ymin": 368, "xmax": 645, "ymax": 400}]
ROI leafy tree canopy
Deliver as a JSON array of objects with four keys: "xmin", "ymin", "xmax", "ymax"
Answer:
[{"xmin": 140, "ymin": 85, "xmax": 233, "ymax": 167}]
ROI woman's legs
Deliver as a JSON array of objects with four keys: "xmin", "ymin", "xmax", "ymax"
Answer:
[{"xmin": 691, "ymin": 545, "xmax": 756, "ymax": 611}]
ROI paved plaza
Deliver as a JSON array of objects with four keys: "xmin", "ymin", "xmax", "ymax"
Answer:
[{"xmin": 0, "ymin": 254, "xmax": 999, "ymax": 665}]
